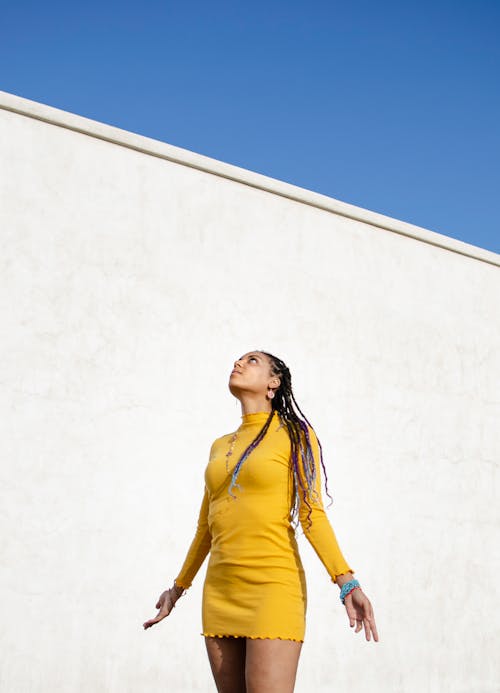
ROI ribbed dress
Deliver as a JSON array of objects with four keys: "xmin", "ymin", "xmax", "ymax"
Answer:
[{"xmin": 174, "ymin": 410, "xmax": 354, "ymax": 642}]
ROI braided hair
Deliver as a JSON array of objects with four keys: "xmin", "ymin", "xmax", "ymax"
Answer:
[{"xmin": 228, "ymin": 350, "xmax": 333, "ymax": 529}]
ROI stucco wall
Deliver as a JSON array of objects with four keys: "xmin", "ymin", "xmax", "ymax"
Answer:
[{"xmin": 1, "ymin": 89, "xmax": 499, "ymax": 693}]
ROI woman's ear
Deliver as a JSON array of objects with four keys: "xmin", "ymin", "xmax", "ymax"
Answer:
[{"xmin": 269, "ymin": 377, "xmax": 280, "ymax": 390}]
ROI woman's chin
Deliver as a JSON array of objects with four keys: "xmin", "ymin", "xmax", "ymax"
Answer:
[{"xmin": 228, "ymin": 383, "xmax": 240, "ymax": 397}]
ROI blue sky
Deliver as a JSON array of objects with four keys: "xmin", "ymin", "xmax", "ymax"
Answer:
[{"xmin": 2, "ymin": 0, "xmax": 499, "ymax": 254}]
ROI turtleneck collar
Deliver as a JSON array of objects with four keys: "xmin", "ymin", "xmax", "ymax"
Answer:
[{"xmin": 240, "ymin": 410, "xmax": 277, "ymax": 426}]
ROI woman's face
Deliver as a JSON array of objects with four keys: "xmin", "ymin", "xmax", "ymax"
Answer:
[{"xmin": 228, "ymin": 351, "xmax": 280, "ymax": 398}]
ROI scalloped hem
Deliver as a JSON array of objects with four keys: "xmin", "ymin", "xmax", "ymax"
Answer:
[
  {"xmin": 202, "ymin": 632, "xmax": 304, "ymax": 643},
  {"xmin": 332, "ymin": 569, "xmax": 355, "ymax": 584}
]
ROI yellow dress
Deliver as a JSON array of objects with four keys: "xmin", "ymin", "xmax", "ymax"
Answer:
[{"xmin": 174, "ymin": 410, "xmax": 354, "ymax": 642}]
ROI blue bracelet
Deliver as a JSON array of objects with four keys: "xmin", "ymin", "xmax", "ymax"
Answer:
[{"xmin": 339, "ymin": 579, "xmax": 360, "ymax": 604}]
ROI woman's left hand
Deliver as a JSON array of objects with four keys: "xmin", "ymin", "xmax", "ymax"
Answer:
[{"xmin": 344, "ymin": 588, "xmax": 379, "ymax": 642}]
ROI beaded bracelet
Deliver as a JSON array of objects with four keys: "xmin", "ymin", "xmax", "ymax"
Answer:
[{"xmin": 339, "ymin": 578, "xmax": 361, "ymax": 604}]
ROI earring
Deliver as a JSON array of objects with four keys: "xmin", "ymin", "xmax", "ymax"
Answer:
[{"xmin": 267, "ymin": 389, "xmax": 275, "ymax": 399}]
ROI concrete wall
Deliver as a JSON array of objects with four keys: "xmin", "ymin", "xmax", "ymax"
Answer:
[{"xmin": 1, "ymin": 89, "xmax": 499, "ymax": 693}]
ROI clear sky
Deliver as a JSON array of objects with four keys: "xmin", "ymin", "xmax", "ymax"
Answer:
[{"xmin": 2, "ymin": 0, "xmax": 499, "ymax": 254}]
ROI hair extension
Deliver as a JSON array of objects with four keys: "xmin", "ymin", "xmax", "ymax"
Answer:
[{"xmin": 228, "ymin": 351, "xmax": 333, "ymax": 529}]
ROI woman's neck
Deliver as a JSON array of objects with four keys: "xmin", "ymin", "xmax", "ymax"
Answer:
[{"xmin": 238, "ymin": 395, "xmax": 272, "ymax": 416}]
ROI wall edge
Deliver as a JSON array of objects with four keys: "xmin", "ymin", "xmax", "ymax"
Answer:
[{"xmin": 1, "ymin": 89, "xmax": 498, "ymax": 268}]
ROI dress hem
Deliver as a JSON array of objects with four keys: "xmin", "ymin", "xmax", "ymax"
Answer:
[{"xmin": 202, "ymin": 632, "xmax": 304, "ymax": 643}]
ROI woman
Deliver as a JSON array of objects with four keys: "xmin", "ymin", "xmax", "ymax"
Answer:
[{"xmin": 143, "ymin": 350, "xmax": 379, "ymax": 692}]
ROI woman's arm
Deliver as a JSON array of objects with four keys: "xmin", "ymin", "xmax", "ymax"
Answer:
[
  {"xmin": 173, "ymin": 485, "xmax": 212, "ymax": 590},
  {"xmin": 297, "ymin": 427, "xmax": 355, "ymax": 587},
  {"xmin": 297, "ymin": 429, "xmax": 380, "ymax": 641},
  {"xmin": 143, "ymin": 484, "xmax": 212, "ymax": 629}
]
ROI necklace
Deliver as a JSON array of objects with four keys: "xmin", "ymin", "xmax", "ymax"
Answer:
[
  {"xmin": 225, "ymin": 415, "xmax": 283, "ymax": 474},
  {"xmin": 225, "ymin": 431, "xmax": 238, "ymax": 474}
]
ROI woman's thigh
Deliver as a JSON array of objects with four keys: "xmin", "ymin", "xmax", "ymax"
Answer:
[
  {"xmin": 245, "ymin": 638, "xmax": 303, "ymax": 693},
  {"xmin": 204, "ymin": 636, "xmax": 247, "ymax": 693}
]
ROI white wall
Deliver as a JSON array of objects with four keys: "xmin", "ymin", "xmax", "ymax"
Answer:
[{"xmin": 1, "ymin": 89, "xmax": 499, "ymax": 693}]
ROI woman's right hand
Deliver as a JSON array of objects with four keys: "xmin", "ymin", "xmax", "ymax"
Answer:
[{"xmin": 143, "ymin": 585, "xmax": 184, "ymax": 629}]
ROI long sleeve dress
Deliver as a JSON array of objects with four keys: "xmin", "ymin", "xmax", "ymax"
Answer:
[{"xmin": 174, "ymin": 410, "xmax": 354, "ymax": 642}]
